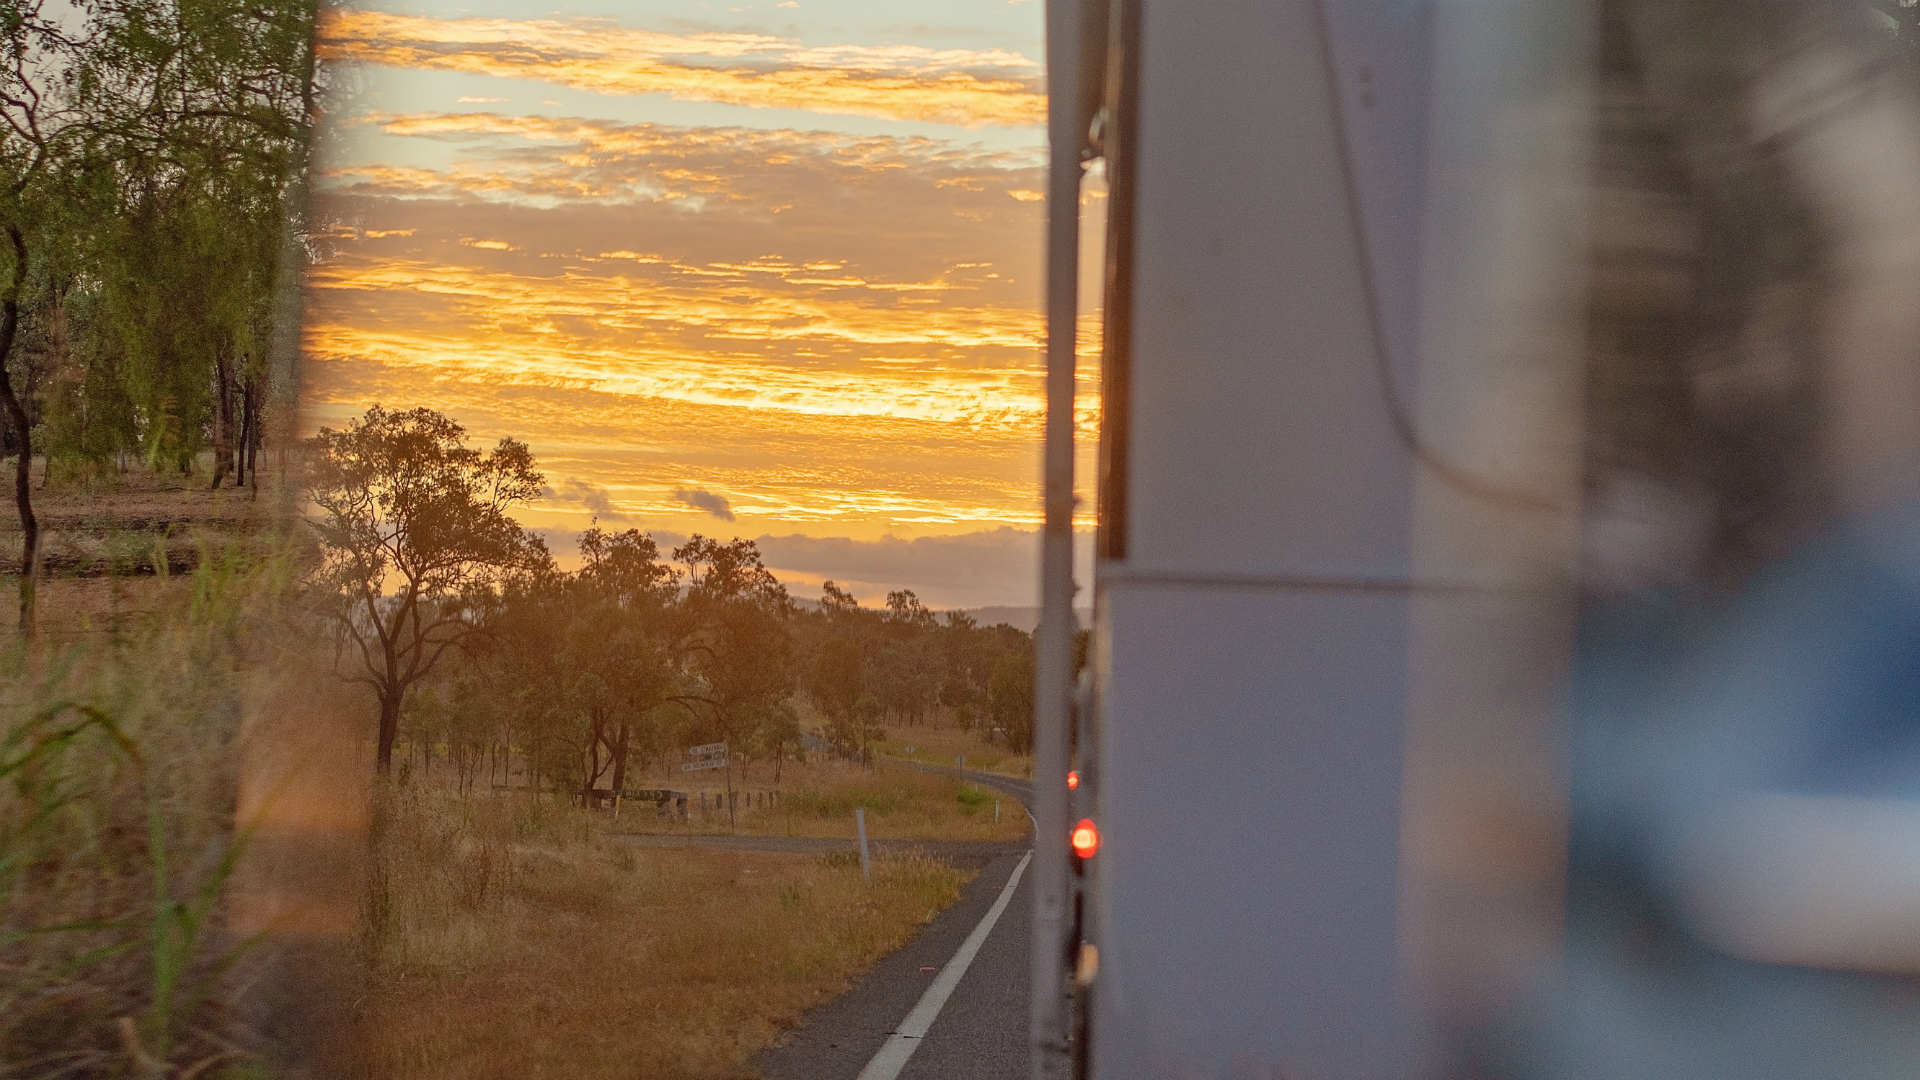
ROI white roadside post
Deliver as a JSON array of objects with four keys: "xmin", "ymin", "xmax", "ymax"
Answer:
[{"xmin": 856, "ymin": 807, "xmax": 872, "ymax": 883}]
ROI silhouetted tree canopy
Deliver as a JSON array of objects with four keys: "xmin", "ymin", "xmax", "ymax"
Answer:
[
  {"xmin": 306, "ymin": 404, "xmax": 545, "ymax": 775},
  {"xmin": 311, "ymin": 413, "xmax": 1041, "ymax": 789}
]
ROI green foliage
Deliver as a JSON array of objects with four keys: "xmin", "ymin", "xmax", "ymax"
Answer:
[
  {"xmin": 812, "ymin": 633, "xmax": 866, "ymax": 753},
  {"xmin": 798, "ymin": 583, "xmax": 1032, "ymax": 757},
  {"xmin": 988, "ymin": 646, "xmax": 1037, "ymax": 753},
  {"xmin": 671, "ymin": 534, "xmax": 796, "ymax": 774},
  {"xmin": 0, "ymin": 0, "xmax": 317, "ymax": 480}
]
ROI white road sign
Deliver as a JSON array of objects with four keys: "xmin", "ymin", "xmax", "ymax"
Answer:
[{"xmin": 682, "ymin": 742, "xmax": 728, "ymax": 771}]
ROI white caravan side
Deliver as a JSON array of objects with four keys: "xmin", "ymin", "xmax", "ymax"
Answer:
[{"xmin": 1032, "ymin": 2, "xmax": 1594, "ymax": 1078}]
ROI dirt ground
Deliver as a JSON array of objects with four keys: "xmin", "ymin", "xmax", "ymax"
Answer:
[{"xmin": 0, "ymin": 459, "xmax": 298, "ymax": 635}]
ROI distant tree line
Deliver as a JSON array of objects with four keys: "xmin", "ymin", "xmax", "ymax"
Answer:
[
  {"xmin": 0, "ymin": 0, "xmax": 320, "ymax": 627},
  {"xmin": 305, "ymin": 405, "xmax": 1038, "ymax": 797}
]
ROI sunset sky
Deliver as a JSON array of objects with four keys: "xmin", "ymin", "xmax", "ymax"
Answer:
[{"xmin": 305, "ymin": 0, "xmax": 1101, "ymax": 610}]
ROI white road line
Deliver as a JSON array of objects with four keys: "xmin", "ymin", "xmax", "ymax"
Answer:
[{"xmin": 854, "ymin": 848, "xmax": 1034, "ymax": 1080}]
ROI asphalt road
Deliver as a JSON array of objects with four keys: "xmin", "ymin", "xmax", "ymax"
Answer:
[{"xmin": 756, "ymin": 770, "xmax": 1036, "ymax": 1080}]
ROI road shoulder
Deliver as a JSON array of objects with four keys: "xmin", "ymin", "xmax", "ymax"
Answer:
[{"xmin": 753, "ymin": 848, "xmax": 1031, "ymax": 1080}]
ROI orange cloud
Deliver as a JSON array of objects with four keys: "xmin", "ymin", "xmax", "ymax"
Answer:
[
  {"xmin": 320, "ymin": 112, "xmax": 1043, "ymax": 218},
  {"xmin": 317, "ymin": 10, "xmax": 1044, "ymax": 128},
  {"xmin": 300, "ymin": 347, "xmax": 1099, "ymax": 537},
  {"xmin": 302, "ymin": 240, "xmax": 1103, "ymax": 444},
  {"xmin": 303, "ymin": 11, "xmax": 1100, "ymax": 552}
]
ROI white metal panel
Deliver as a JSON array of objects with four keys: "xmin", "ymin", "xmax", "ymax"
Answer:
[
  {"xmin": 1120, "ymin": 0, "xmax": 1417, "ymax": 581},
  {"xmin": 1398, "ymin": 0, "xmax": 1593, "ymax": 1032},
  {"xmin": 1320, "ymin": 0, "xmax": 1432, "ymax": 402},
  {"xmin": 1089, "ymin": 580, "xmax": 1418, "ymax": 1080}
]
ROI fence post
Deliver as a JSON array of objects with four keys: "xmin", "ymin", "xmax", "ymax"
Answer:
[{"xmin": 855, "ymin": 807, "xmax": 871, "ymax": 884}]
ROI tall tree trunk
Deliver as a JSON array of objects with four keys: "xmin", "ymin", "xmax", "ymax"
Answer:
[
  {"xmin": 528, "ymin": 736, "xmax": 540, "ymax": 803},
  {"xmin": 500, "ymin": 721, "xmax": 513, "ymax": 789},
  {"xmin": 33, "ymin": 285, "xmax": 63, "ymax": 493},
  {"xmin": 241, "ymin": 376, "xmax": 262, "ymax": 493},
  {"xmin": 376, "ymin": 689, "xmax": 402, "ymax": 776},
  {"xmin": 235, "ymin": 378, "xmax": 252, "ymax": 489},
  {"xmin": 209, "ymin": 350, "xmax": 234, "ymax": 489},
  {"xmin": 582, "ymin": 712, "xmax": 606, "ymax": 805},
  {"xmin": 0, "ymin": 225, "xmax": 35, "ymax": 634},
  {"xmin": 609, "ymin": 721, "xmax": 631, "ymax": 793}
]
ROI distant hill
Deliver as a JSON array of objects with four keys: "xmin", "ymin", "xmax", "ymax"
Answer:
[
  {"xmin": 787, "ymin": 598, "xmax": 1089, "ymax": 633},
  {"xmin": 955, "ymin": 606, "xmax": 1092, "ymax": 634}
]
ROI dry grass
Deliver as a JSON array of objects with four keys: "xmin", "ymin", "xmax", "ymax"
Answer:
[
  {"xmin": 611, "ymin": 755, "xmax": 1030, "ymax": 843},
  {"xmin": 0, "ymin": 468, "xmax": 362, "ymax": 1079},
  {"xmin": 0, "ymin": 575, "xmax": 201, "ymax": 636},
  {"xmin": 357, "ymin": 785, "xmax": 971, "ymax": 1079},
  {"xmin": 871, "ymin": 722, "xmax": 1033, "ymax": 780},
  {"xmin": 0, "ymin": 544, "xmax": 310, "ymax": 1077},
  {"xmin": 2, "ymin": 471, "xmax": 1012, "ymax": 1078}
]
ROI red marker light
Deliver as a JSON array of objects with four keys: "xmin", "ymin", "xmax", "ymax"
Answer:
[
  {"xmin": 1071, "ymin": 817, "xmax": 1100, "ymax": 859},
  {"xmin": 1066, "ymin": 770, "xmax": 1081, "ymax": 791}
]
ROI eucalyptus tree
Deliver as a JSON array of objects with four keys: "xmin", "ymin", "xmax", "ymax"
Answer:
[
  {"xmin": 563, "ymin": 527, "xmax": 681, "ymax": 800},
  {"xmin": 85, "ymin": 0, "xmax": 319, "ymax": 484},
  {"xmin": 305, "ymin": 406, "xmax": 546, "ymax": 776},
  {"xmin": 673, "ymin": 536, "xmax": 795, "ymax": 802},
  {"xmin": 0, "ymin": 0, "xmax": 91, "ymax": 628},
  {"xmin": 809, "ymin": 631, "xmax": 868, "ymax": 757},
  {"xmin": 0, "ymin": 0, "xmax": 319, "ymax": 629},
  {"xmin": 469, "ymin": 556, "xmax": 573, "ymax": 798},
  {"xmin": 988, "ymin": 640, "xmax": 1037, "ymax": 752},
  {"xmin": 878, "ymin": 588, "xmax": 939, "ymax": 722}
]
